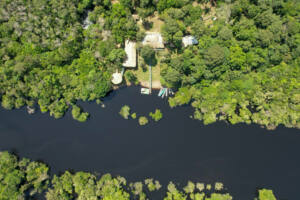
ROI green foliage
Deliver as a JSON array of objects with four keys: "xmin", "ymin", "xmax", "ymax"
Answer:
[
  {"xmin": 192, "ymin": 63, "xmax": 300, "ymax": 129},
  {"xmin": 106, "ymin": 3, "xmax": 138, "ymax": 43},
  {"xmin": 229, "ymin": 45, "xmax": 247, "ymax": 70},
  {"xmin": 205, "ymin": 193, "xmax": 232, "ymax": 200},
  {"xmin": 0, "ymin": 0, "xmax": 299, "ymax": 132},
  {"xmin": 0, "ymin": 0, "xmax": 114, "ymax": 121},
  {"xmin": 0, "ymin": 152, "xmax": 279, "ymax": 200},
  {"xmin": 0, "ymin": 152, "xmax": 49, "ymax": 200},
  {"xmin": 72, "ymin": 105, "xmax": 89, "ymax": 122},
  {"xmin": 214, "ymin": 182, "xmax": 223, "ymax": 191},
  {"xmin": 157, "ymin": 0, "xmax": 190, "ymax": 13},
  {"xmin": 120, "ymin": 105, "xmax": 131, "ymax": 119},
  {"xmin": 164, "ymin": 182, "xmax": 187, "ymax": 200},
  {"xmin": 204, "ymin": 45, "xmax": 226, "ymax": 68},
  {"xmin": 149, "ymin": 109, "xmax": 163, "ymax": 121},
  {"xmin": 159, "ymin": 0, "xmax": 300, "ymax": 129},
  {"xmin": 131, "ymin": 112, "xmax": 137, "ymax": 119},
  {"xmin": 162, "ymin": 17, "xmax": 185, "ymax": 48},
  {"xmin": 145, "ymin": 178, "xmax": 162, "ymax": 191},
  {"xmin": 169, "ymin": 87, "xmax": 192, "ymax": 108},
  {"xmin": 258, "ymin": 189, "xmax": 277, "ymax": 200},
  {"xmin": 140, "ymin": 45, "xmax": 156, "ymax": 65},
  {"xmin": 183, "ymin": 181, "xmax": 195, "ymax": 194},
  {"xmin": 139, "ymin": 116, "xmax": 149, "ymax": 125},
  {"xmin": 125, "ymin": 71, "xmax": 138, "ymax": 85}
]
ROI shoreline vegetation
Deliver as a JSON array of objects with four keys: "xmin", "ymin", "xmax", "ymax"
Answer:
[
  {"xmin": 0, "ymin": 151, "xmax": 277, "ymax": 200},
  {"xmin": 0, "ymin": 0, "xmax": 299, "ymax": 129}
]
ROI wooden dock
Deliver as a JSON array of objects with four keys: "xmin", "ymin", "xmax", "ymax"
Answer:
[{"xmin": 149, "ymin": 65, "xmax": 152, "ymax": 94}]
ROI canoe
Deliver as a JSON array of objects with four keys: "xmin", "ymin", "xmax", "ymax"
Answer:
[{"xmin": 158, "ymin": 88, "xmax": 164, "ymax": 97}]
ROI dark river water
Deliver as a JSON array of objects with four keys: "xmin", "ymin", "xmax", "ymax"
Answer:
[{"xmin": 0, "ymin": 86, "xmax": 299, "ymax": 200}]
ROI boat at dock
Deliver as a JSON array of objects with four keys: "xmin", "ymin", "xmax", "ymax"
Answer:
[
  {"xmin": 158, "ymin": 88, "xmax": 164, "ymax": 97},
  {"xmin": 141, "ymin": 88, "xmax": 150, "ymax": 95}
]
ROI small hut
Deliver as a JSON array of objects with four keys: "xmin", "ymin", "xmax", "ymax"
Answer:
[
  {"xmin": 182, "ymin": 35, "xmax": 198, "ymax": 47},
  {"xmin": 142, "ymin": 32, "xmax": 164, "ymax": 49},
  {"xmin": 111, "ymin": 70, "xmax": 123, "ymax": 85},
  {"xmin": 123, "ymin": 40, "xmax": 137, "ymax": 68}
]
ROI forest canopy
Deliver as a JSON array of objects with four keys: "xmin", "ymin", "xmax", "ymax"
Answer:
[
  {"xmin": 0, "ymin": 0, "xmax": 135, "ymax": 121},
  {"xmin": 0, "ymin": 0, "xmax": 299, "ymax": 128},
  {"xmin": 160, "ymin": 0, "xmax": 300, "ymax": 129}
]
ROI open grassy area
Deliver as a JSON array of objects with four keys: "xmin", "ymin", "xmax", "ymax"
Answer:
[
  {"xmin": 131, "ymin": 54, "xmax": 162, "ymax": 89},
  {"xmin": 130, "ymin": 12, "xmax": 165, "ymax": 89},
  {"xmin": 137, "ymin": 12, "xmax": 164, "ymax": 33}
]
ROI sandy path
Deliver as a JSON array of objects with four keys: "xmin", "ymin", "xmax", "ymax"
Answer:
[{"xmin": 140, "ymin": 80, "xmax": 162, "ymax": 89}]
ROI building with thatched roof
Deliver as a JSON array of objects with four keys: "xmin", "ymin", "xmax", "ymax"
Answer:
[
  {"xmin": 182, "ymin": 35, "xmax": 198, "ymax": 47},
  {"xmin": 111, "ymin": 71, "xmax": 123, "ymax": 85},
  {"xmin": 123, "ymin": 40, "xmax": 137, "ymax": 68},
  {"xmin": 142, "ymin": 32, "xmax": 164, "ymax": 49}
]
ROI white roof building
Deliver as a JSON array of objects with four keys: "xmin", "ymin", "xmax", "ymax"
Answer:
[
  {"xmin": 142, "ymin": 32, "xmax": 164, "ymax": 49},
  {"xmin": 111, "ymin": 71, "xmax": 123, "ymax": 85},
  {"xmin": 123, "ymin": 40, "xmax": 137, "ymax": 68},
  {"xmin": 182, "ymin": 35, "xmax": 198, "ymax": 47}
]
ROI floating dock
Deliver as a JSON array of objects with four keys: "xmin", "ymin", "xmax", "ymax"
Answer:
[{"xmin": 141, "ymin": 88, "xmax": 150, "ymax": 95}]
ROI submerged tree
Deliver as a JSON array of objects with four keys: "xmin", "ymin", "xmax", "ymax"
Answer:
[
  {"xmin": 149, "ymin": 109, "xmax": 163, "ymax": 121},
  {"xmin": 138, "ymin": 116, "xmax": 149, "ymax": 125},
  {"xmin": 72, "ymin": 105, "xmax": 90, "ymax": 122},
  {"xmin": 120, "ymin": 105, "xmax": 131, "ymax": 119}
]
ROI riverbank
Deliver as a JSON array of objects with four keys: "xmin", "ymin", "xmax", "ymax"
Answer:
[
  {"xmin": 1, "ymin": 86, "xmax": 300, "ymax": 200},
  {"xmin": 0, "ymin": 151, "xmax": 278, "ymax": 200}
]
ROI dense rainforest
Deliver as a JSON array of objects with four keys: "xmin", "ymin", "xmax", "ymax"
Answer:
[
  {"xmin": 0, "ymin": 151, "xmax": 277, "ymax": 200},
  {"xmin": 0, "ymin": 0, "xmax": 136, "ymax": 120},
  {"xmin": 0, "ymin": 0, "xmax": 299, "ymax": 128},
  {"xmin": 158, "ymin": 0, "xmax": 300, "ymax": 129}
]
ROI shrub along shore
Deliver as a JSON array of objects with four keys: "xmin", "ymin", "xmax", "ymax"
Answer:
[{"xmin": 0, "ymin": 151, "xmax": 277, "ymax": 200}]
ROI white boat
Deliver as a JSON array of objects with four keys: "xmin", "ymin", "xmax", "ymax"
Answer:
[
  {"xmin": 141, "ymin": 88, "xmax": 150, "ymax": 95},
  {"xmin": 158, "ymin": 88, "xmax": 164, "ymax": 97},
  {"xmin": 161, "ymin": 88, "xmax": 167, "ymax": 98}
]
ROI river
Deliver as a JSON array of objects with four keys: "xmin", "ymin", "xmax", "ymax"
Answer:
[{"xmin": 0, "ymin": 86, "xmax": 299, "ymax": 199}]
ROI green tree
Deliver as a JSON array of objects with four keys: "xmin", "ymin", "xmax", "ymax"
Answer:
[
  {"xmin": 72, "ymin": 105, "xmax": 89, "ymax": 122},
  {"xmin": 149, "ymin": 109, "xmax": 163, "ymax": 121},
  {"xmin": 138, "ymin": 116, "xmax": 149, "ymax": 125},
  {"xmin": 120, "ymin": 105, "xmax": 131, "ymax": 119},
  {"xmin": 204, "ymin": 45, "xmax": 226, "ymax": 68},
  {"xmin": 131, "ymin": 112, "xmax": 137, "ymax": 119},
  {"xmin": 257, "ymin": 189, "xmax": 277, "ymax": 200},
  {"xmin": 164, "ymin": 182, "xmax": 186, "ymax": 200},
  {"xmin": 229, "ymin": 45, "xmax": 247, "ymax": 70},
  {"xmin": 125, "ymin": 71, "xmax": 138, "ymax": 85},
  {"xmin": 140, "ymin": 45, "xmax": 156, "ymax": 65}
]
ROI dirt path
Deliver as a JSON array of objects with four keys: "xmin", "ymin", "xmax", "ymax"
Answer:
[{"xmin": 140, "ymin": 80, "xmax": 162, "ymax": 89}]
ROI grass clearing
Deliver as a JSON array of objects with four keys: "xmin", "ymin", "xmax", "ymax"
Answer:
[
  {"xmin": 131, "ymin": 54, "xmax": 162, "ymax": 88},
  {"xmin": 137, "ymin": 12, "xmax": 164, "ymax": 33}
]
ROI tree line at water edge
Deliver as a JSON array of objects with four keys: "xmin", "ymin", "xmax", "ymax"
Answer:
[{"xmin": 0, "ymin": 151, "xmax": 277, "ymax": 200}]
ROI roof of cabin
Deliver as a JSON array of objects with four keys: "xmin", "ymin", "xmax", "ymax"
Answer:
[
  {"xmin": 111, "ymin": 72, "xmax": 123, "ymax": 85},
  {"xmin": 123, "ymin": 40, "xmax": 137, "ymax": 68},
  {"xmin": 142, "ymin": 32, "xmax": 164, "ymax": 49}
]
